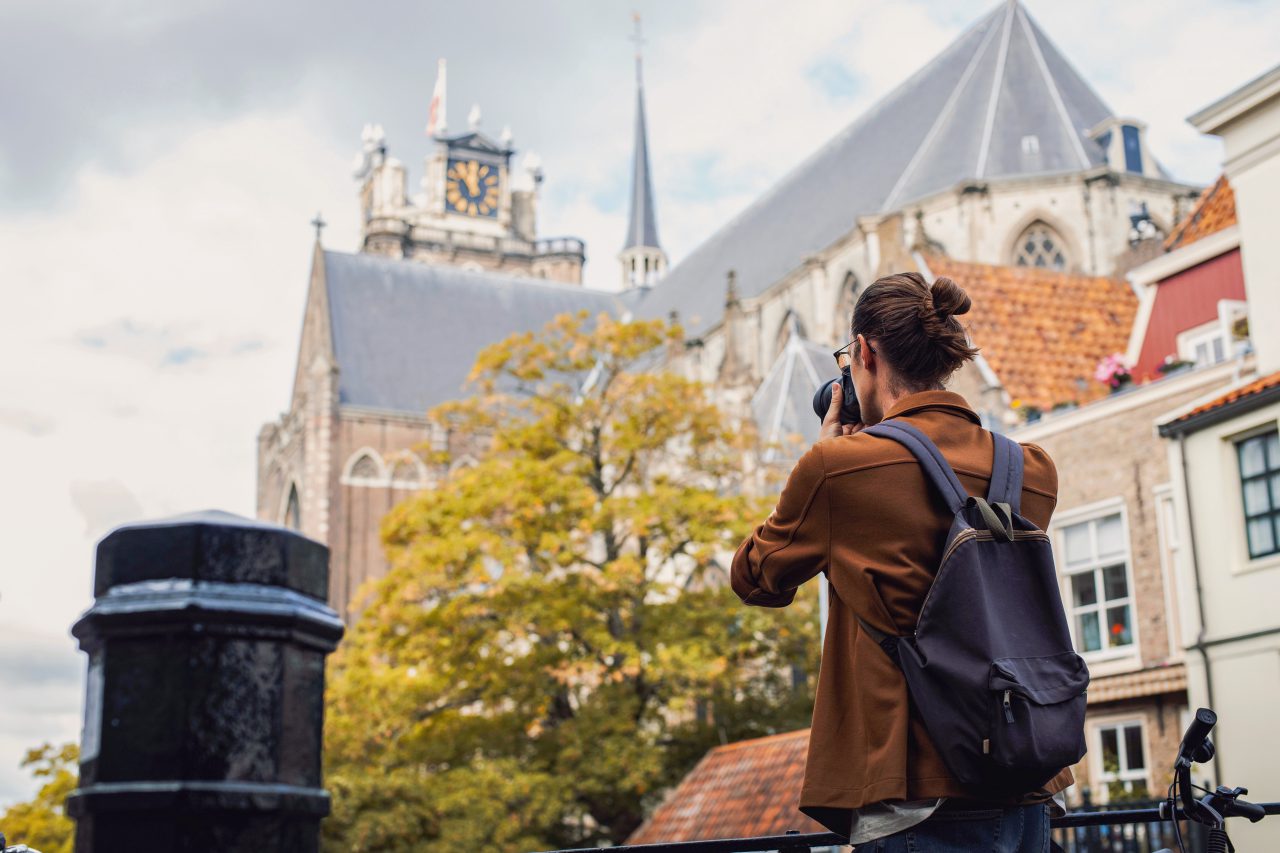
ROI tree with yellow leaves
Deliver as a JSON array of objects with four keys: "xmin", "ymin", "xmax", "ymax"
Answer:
[
  {"xmin": 323, "ymin": 313, "xmax": 819, "ymax": 851},
  {"xmin": 0, "ymin": 743, "xmax": 77, "ymax": 853}
]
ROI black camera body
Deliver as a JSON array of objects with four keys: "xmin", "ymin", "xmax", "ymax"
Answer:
[{"xmin": 812, "ymin": 369, "xmax": 861, "ymax": 425}]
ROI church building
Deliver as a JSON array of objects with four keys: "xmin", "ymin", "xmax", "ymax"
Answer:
[{"xmin": 258, "ymin": 1, "xmax": 1203, "ymax": 627}]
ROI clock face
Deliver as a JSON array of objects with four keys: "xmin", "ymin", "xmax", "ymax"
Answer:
[{"xmin": 446, "ymin": 159, "xmax": 500, "ymax": 218}]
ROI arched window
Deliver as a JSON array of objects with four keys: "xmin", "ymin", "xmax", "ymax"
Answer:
[
  {"xmin": 284, "ymin": 484, "xmax": 301, "ymax": 531},
  {"xmin": 342, "ymin": 448, "xmax": 387, "ymax": 486},
  {"xmin": 835, "ymin": 272, "xmax": 860, "ymax": 341},
  {"xmin": 775, "ymin": 311, "xmax": 806, "ymax": 352},
  {"xmin": 390, "ymin": 452, "xmax": 429, "ymax": 489},
  {"xmin": 1013, "ymin": 221, "xmax": 1068, "ymax": 271}
]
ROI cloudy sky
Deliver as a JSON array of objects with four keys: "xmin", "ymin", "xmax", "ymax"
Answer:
[{"xmin": 1, "ymin": 0, "xmax": 1277, "ymax": 806}]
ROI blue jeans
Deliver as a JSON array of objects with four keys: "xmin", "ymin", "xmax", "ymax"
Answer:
[{"xmin": 864, "ymin": 803, "xmax": 1050, "ymax": 852}]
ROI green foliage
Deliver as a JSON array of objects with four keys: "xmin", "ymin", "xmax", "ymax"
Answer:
[
  {"xmin": 0, "ymin": 743, "xmax": 78, "ymax": 853},
  {"xmin": 323, "ymin": 313, "xmax": 819, "ymax": 851}
]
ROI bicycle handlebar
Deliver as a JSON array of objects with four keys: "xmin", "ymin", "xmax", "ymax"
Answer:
[{"xmin": 1177, "ymin": 707, "xmax": 1217, "ymax": 766}]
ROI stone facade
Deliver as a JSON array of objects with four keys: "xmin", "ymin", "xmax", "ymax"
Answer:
[{"xmin": 354, "ymin": 124, "xmax": 586, "ymax": 285}]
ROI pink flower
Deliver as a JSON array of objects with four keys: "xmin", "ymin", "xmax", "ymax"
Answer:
[{"xmin": 1095, "ymin": 353, "xmax": 1132, "ymax": 388}]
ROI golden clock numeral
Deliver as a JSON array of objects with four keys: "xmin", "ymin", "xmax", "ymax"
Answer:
[{"xmin": 479, "ymin": 203, "xmax": 491, "ymax": 214}]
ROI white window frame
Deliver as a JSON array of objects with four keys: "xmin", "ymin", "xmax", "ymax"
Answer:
[
  {"xmin": 1050, "ymin": 497, "xmax": 1141, "ymax": 665},
  {"xmin": 1090, "ymin": 716, "xmax": 1150, "ymax": 803},
  {"xmin": 1178, "ymin": 321, "xmax": 1228, "ymax": 367}
]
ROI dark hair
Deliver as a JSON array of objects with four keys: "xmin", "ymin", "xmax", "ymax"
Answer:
[{"xmin": 851, "ymin": 271, "xmax": 977, "ymax": 391}]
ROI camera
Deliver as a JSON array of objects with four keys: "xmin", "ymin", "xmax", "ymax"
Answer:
[{"xmin": 812, "ymin": 368, "xmax": 861, "ymax": 425}]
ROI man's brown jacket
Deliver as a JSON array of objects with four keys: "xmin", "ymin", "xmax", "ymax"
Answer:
[{"xmin": 731, "ymin": 391, "xmax": 1073, "ymax": 821}]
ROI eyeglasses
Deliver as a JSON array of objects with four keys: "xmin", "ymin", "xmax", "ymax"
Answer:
[{"xmin": 833, "ymin": 340, "xmax": 876, "ymax": 370}]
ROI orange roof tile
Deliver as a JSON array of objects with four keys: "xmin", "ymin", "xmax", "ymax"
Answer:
[
  {"xmin": 626, "ymin": 729, "xmax": 824, "ymax": 844},
  {"xmin": 1164, "ymin": 175, "xmax": 1237, "ymax": 251},
  {"xmin": 923, "ymin": 255, "xmax": 1138, "ymax": 411},
  {"xmin": 1163, "ymin": 370, "xmax": 1280, "ymax": 430}
]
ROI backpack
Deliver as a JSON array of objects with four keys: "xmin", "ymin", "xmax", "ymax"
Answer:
[{"xmin": 858, "ymin": 419, "xmax": 1089, "ymax": 797}]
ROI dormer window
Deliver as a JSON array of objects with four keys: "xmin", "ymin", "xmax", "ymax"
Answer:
[
  {"xmin": 1122, "ymin": 125, "xmax": 1143, "ymax": 174},
  {"xmin": 1013, "ymin": 221, "xmax": 1069, "ymax": 271},
  {"xmin": 1021, "ymin": 135, "xmax": 1040, "ymax": 155}
]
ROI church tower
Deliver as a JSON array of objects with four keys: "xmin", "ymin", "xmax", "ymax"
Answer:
[{"xmin": 619, "ymin": 15, "xmax": 667, "ymax": 290}]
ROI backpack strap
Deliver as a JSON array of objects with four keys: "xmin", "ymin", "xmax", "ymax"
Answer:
[
  {"xmin": 987, "ymin": 431, "xmax": 1025, "ymax": 514},
  {"xmin": 863, "ymin": 421, "xmax": 968, "ymax": 514},
  {"xmin": 855, "ymin": 615, "xmax": 902, "ymax": 668}
]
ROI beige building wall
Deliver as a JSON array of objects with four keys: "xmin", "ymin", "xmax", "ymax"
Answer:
[{"xmin": 1165, "ymin": 392, "xmax": 1280, "ymax": 849}]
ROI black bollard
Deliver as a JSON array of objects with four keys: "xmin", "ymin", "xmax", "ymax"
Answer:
[{"xmin": 66, "ymin": 510, "xmax": 344, "ymax": 852}]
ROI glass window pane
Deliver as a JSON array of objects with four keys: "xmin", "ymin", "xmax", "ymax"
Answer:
[
  {"xmin": 1097, "ymin": 514, "xmax": 1125, "ymax": 557},
  {"xmin": 1240, "ymin": 436, "xmax": 1268, "ymax": 478},
  {"xmin": 1244, "ymin": 478, "xmax": 1272, "ymax": 515},
  {"xmin": 1102, "ymin": 564, "xmax": 1128, "ymax": 602},
  {"xmin": 1212, "ymin": 337, "xmax": 1225, "ymax": 363},
  {"xmin": 1101, "ymin": 727, "xmax": 1119, "ymax": 770},
  {"xmin": 1247, "ymin": 517, "xmax": 1276, "ymax": 557},
  {"xmin": 1063, "ymin": 522, "xmax": 1092, "ymax": 566},
  {"xmin": 1106, "ymin": 604, "xmax": 1133, "ymax": 648},
  {"xmin": 1125, "ymin": 726, "xmax": 1145, "ymax": 771},
  {"xmin": 1072, "ymin": 572, "xmax": 1098, "ymax": 607},
  {"xmin": 1267, "ymin": 432, "xmax": 1280, "ymax": 468},
  {"xmin": 1195, "ymin": 341, "xmax": 1210, "ymax": 364},
  {"xmin": 1078, "ymin": 611, "xmax": 1101, "ymax": 652}
]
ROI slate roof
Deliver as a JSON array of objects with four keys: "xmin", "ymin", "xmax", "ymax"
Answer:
[
  {"xmin": 627, "ymin": 0, "xmax": 1117, "ymax": 336},
  {"xmin": 322, "ymin": 250, "xmax": 617, "ymax": 414},
  {"xmin": 1164, "ymin": 174, "xmax": 1236, "ymax": 251},
  {"xmin": 623, "ymin": 72, "xmax": 662, "ymax": 251},
  {"xmin": 921, "ymin": 254, "xmax": 1138, "ymax": 411},
  {"xmin": 626, "ymin": 729, "xmax": 824, "ymax": 844}
]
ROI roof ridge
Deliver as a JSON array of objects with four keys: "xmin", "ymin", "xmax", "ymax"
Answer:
[
  {"xmin": 974, "ymin": 1, "xmax": 1017, "ymax": 180},
  {"xmin": 707, "ymin": 728, "xmax": 810, "ymax": 754},
  {"xmin": 1015, "ymin": 4, "xmax": 1091, "ymax": 170},
  {"xmin": 883, "ymin": 10, "xmax": 1005, "ymax": 211}
]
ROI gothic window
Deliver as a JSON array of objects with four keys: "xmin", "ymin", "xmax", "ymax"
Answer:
[
  {"xmin": 391, "ymin": 453, "xmax": 428, "ymax": 489},
  {"xmin": 284, "ymin": 484, "xmax": 301, "ymax": 531},
  {"xmin": 775, "ymin": 311, "xmax": 806, "ymax": 351},
  {"xmin": 835, "ymin": 273, "xmax": 860, "ymax": 341},
  {"xmin": 344, "ymin": 449, "xmax": 387, "ymax": 486},
  {"xmin": 1013, "ymin": 222, "xmax": 1068, "ymax": 271},
  {"xmin": 350, "ymin": 454, "xmax": 380, "ymax": 479}
]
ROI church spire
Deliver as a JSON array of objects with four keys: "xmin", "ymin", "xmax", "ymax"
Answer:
[{"xmin": 620, "ymin": 13, "xmax": 667, "ymax": 289}]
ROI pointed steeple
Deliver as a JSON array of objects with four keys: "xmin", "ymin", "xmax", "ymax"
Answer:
[{"xmin": 620, "ymin": 13, "xmax": 667, "ymax": 289}]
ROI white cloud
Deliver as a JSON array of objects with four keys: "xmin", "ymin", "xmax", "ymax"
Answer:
[{"xmin": 0, "ymin": 106, "xmax": 357, "ymax": 806}]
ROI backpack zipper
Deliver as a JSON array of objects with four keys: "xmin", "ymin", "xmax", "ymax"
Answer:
[
  {"xmin": 1003, "ymin": 689, "xmax": 1014, "ymax": 723},
  {"xmin": 921, "ymin": 529, "xmax": 1052, "ymax": 629}
]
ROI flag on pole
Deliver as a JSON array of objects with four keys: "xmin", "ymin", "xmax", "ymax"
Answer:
[{"xmin": 426, "ymin": 58, "xmax": 447, "ymax": 137}]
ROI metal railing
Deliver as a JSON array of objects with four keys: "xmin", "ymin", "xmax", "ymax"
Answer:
[{"xmin": 537, "ymin": 800, "xmax": 1280, "ymax": 852}]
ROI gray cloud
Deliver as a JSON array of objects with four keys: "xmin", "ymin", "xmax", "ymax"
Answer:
[
  {"xmin": 68, "ymin": 479, "xmax": 144, "ymax": 536},
  {"xmin": 0, "ymin": 0, "xmax": 707, "ymax": 211}
]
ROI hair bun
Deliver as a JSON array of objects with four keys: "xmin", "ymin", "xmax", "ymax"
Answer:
[{"xmin": 930, "ymin": 276, "xmax": 971, "ymax": 318}]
